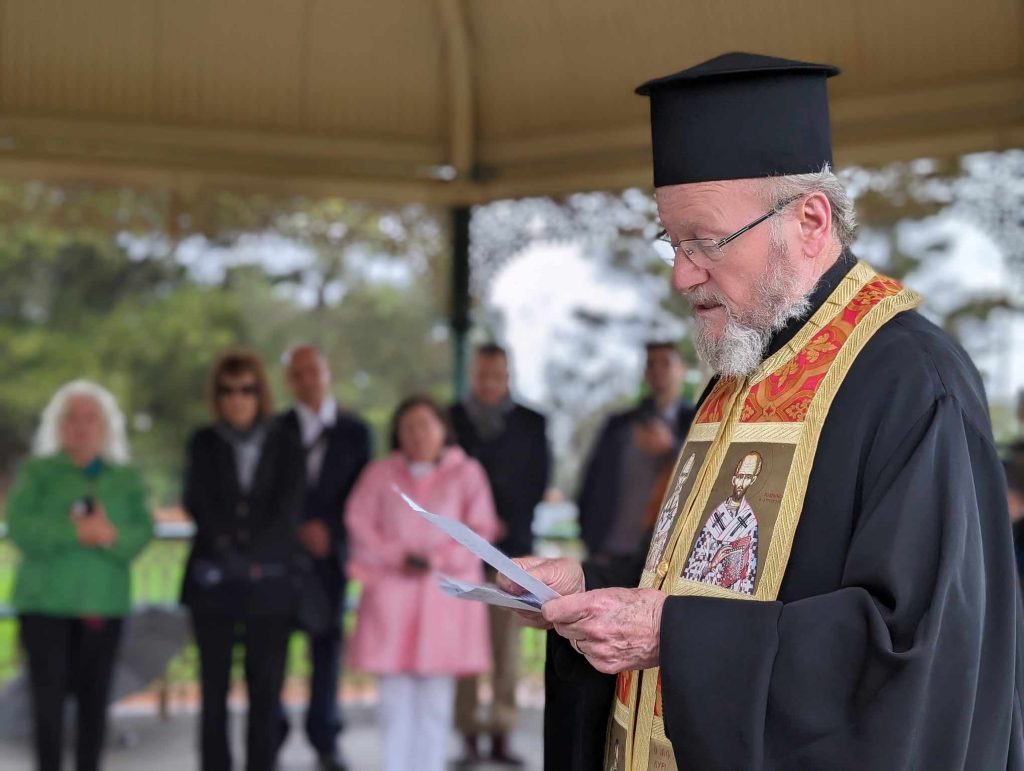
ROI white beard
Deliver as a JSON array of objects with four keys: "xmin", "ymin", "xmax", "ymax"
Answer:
[{"xmin": 690, "ymin": 244, "xmax": 811, "ymax": 378}]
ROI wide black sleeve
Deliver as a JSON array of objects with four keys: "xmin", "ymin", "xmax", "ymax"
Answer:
[
  {"xmin": 659, "ymin": 395, "xmax": 1024, "ymax": 770},
  {"xmin": 544, "ymin": 629, "xmax": 618, "ymax": 771}
]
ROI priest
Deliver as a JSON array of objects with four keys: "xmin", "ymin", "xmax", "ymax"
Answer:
[{"xmin": 502, "ymin": 52, "xmax": 1024, "ymax": 770}]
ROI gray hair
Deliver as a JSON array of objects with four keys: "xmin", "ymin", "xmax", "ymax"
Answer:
[
  {"xmin": 755, "ymin": 165, "xmax": 857, "ymax": 249},
  {"xmin": 280, "ymin": 343, "xmax": 327, "ymax": 369},
  {"xmin": 32, "ymin": 380, "xmax": 131, "ymax": 464}
]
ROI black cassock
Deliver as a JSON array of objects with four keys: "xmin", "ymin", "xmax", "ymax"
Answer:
[{"xmin": 545, "ymin": 254, "xmax": 1024, "ymax": 770}]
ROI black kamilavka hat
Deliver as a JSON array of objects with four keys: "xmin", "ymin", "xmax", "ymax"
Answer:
[{"xmin": 636, "ymin": 52, "xmax": 841, "ymax": 187}]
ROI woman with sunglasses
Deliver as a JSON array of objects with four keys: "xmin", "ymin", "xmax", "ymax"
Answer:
[{"xmin": 180, "ymin": 348, "xmax": 306, "ymax": 771}]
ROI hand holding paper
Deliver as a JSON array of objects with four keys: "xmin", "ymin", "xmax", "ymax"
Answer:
[
  {"xmin": 496, "ymin": 556, "xmax": 587, "ymax": 629},
  {"xmin": 496, "ymin": 555, "xmax": 585, "ymax": 598}
]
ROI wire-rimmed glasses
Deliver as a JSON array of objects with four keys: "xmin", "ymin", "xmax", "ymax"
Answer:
[{"xmin": 654, "ymin": 194, "xmax": 802, "ymax": 269}]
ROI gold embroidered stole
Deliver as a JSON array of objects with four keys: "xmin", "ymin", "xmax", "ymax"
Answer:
[{"xmin": 604, "ymin": 262, "xmax": 922, "ymax": 771}]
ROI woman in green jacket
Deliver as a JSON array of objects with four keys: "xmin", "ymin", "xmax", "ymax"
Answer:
[{"xmin": 5, "ymin": 380, "xmax": 154, "ymax": 771}]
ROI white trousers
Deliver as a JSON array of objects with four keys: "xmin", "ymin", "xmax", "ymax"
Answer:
[{"xmin": 377, "ymin": 674, "xmax": 456, "ymax": 771}]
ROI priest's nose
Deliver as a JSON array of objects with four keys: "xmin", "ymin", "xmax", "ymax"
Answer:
[{"xmin": 672, "ymin": 255, "xmax": 711, "ymax": 295}]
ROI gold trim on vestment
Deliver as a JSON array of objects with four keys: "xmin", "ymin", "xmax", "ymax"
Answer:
[
  {"xmin": 685, "ymin": 422, "xmax": 719, "ymax": 442},
  {"xmin": 751, "ymin": 261, "xmax": 877, "ymax": 385},
  {"xmin": 732, "ymin": 421, "xmax": 802, "ymax": 444}
]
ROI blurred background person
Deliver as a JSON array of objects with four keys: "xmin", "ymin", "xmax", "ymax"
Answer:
[
  {"xmin": 6, "ymin": 380, "xmax": 154, "ymax": 771},
  {"xmin": 1005, "ymin": 455, "xmax": 1024, "ymax": 592},
  {"xmin": 345, "ymin": 395, "xmax": 499, "ymax": 771},
  {"xmin": 577, "ymin": 341, "xmax": 695, "ymax": 564},
  {"xmin": 278, "ymin": 344, "xmax": 372, "ymax": 771},
  {"xmin": 450, "ymin": 344, "xmax": 549, "ymax": 767},
  {"xmin": 1012, "ymin": 391, "xmax": 1024, "ymax": 454},
  {"xmin": 179, "ymin": 349, "xmax": 305, "ymax": 771}
]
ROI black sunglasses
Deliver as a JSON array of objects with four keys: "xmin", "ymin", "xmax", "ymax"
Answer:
[{"xmin": 216, "ymin": 383, "xmax": 259, "ymax": 398}]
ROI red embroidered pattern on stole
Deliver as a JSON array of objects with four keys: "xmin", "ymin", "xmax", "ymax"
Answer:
[
  {"xmin": 694, "ymin": 377, "xmax": 735, "ymax": 424},
  {"xmin": 654, "ymin": 672, "xmax": 663, "ymax": 718},
  {"xmin": 616, "ymin": 670, "xmax": 633, "ymax": 706},
  {"xmin": 740, "ymin": 276, "xmax": 902, "ymax": 423}
]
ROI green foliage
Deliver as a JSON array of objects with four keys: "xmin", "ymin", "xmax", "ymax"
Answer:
[
  {"xmin": 0, "ymin": 184, "xmax": 453, "ymax": 500},
  {"xmin": 0, "ymin": 214, "xmax": 247, "ymax": 498}
]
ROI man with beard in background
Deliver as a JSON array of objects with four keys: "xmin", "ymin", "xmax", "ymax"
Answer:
[{"xmin": 501, "ymin": 53, "xmax": 1024, "ymax": 770}]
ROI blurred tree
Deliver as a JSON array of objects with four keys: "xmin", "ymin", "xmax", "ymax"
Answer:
[
  {"xmin": 470, "ymin": 151, "xmax": 1024, "ymax": 492},
  {"xmin": 0, "ymin": 185, "xmax": 452, "ymax": 502},
  {"xmin": 201, "ymin": 194, "xmax": 454, "ymax": 452},
  {"xmin": 0, "ymin": 210, "xmax": 246, "ymax": 498},
  {"xmin": 0, "ymin": 150, "xmax": 1020, "ymax": 502}
]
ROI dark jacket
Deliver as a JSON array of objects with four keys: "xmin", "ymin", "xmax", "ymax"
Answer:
[
  {"xmin": 279, "ymin": 406, "xmax": 372, "ymax": 569},
  {"xmin": 450, "ymin": 402, "xmax": 550, "ymax": 558},
  {"xmin": 180, "ymin": 419, "xmax": 306, "ymax": 617},
  {"xmin": 577, "ymin": 397, "xmax": 695, "ymax": 556}
]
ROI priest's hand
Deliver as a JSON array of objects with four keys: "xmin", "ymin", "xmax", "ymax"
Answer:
[
  {"xmin": 498, "ymin": 556, "xmax": 585, "ymax": 596},
  {"xmin": 542, "ymin": 587, "xmax": 665, "ymax": 674},
  {"xmin": 497, "ymin": 556, "xmax": 585, "ymax": 630}
]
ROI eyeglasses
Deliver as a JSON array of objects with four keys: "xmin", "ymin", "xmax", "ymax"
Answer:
[
  {"xmin": 216, "ymin": 383, "xmax": 259, "ymax": 398},
  {"xmin": 654, "ymin": 194, "xmax": 802, "ymax": 269}
]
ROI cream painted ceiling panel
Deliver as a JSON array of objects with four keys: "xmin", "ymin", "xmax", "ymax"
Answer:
[
  {"xmin": 300, "ymin": 0, "xmax": 446, "ymax": 141},
  {"xmin": 1, "ymin": 0, "xmax": 159, "ymax": 117},
  {"xmin": 152, "ymin": 0, "xmax": 308, "ymax": 128},
  {"xmin": 0, "ymin": 0, "xmax": 1017, "ymax": 203}
]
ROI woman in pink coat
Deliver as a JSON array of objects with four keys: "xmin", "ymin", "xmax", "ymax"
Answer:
[{"xmin": 345, "ymin": 394, "xmax": 499, "ymax": 771}]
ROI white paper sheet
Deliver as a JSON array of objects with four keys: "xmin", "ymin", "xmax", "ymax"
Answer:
[
  {"xmin": 436, "ymin": 573, "xmax": 543, "ymax": 613},
  {"xmin": 393, "ymin": 485, "xmax": 561, "ymax": 604}
]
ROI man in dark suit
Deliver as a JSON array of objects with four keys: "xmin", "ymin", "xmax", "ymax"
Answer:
[
  {"xmin": 577, "ymin": 342, "xmax": 694, "ymax": 564},
  {"xmin": 279, "ymin": 344, "xmax": 372, "ymax": 771},
  {"xmin": 450, "ymin": 343, "xmax": 550, "ymax": 766}
]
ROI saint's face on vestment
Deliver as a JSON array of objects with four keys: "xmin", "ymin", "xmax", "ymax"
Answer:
[
  {"xmin": 731, "ymin": 464, "xmax": 757, "ymax": 501},
  {"xmin": 645, "ymin": 452, "xmax": 696, "ymax": 572},
  {"xmin": 683, "ymin": 450, "xmax": 763, "ymax": 594}
]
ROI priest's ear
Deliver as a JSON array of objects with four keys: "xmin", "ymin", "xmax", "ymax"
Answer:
[{"xmin": 793, "ymin": 191, "xmax": 834, "ymax": 260}]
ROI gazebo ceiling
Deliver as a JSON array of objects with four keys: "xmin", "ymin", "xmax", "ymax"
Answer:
[{"xmin": 0, "ymin": 0, "xmax": 1020, "ymax": 205}]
